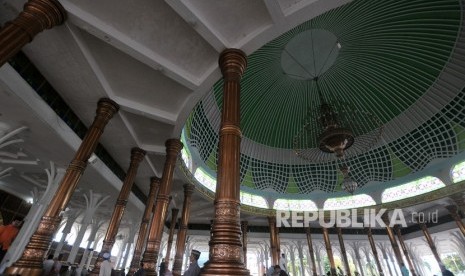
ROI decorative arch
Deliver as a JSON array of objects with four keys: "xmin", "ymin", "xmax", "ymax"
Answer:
[
  {"xmin": 452, "ymin": 160, "xmax": 465, "ymax": 183},
  {"xmin": 273, "ymin": 199, "xmax": 318, "ymax": 211},
  {"xmin": 381, "ymin": 176, "xmax": 445, "ymax": 203},
  {"xmin": 193, "ymin": 168, "xmax": 216, "ymax": 192},
  {"xmin": 240, "ymin": 191, "xmax": 268, "ymax": 209},
  {"xmin": 323, "ymin": 194, "xmax": 376, "ymax": 210}
]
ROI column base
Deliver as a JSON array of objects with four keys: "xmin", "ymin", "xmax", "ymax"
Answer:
[
  {"xmin": 201, "ymin": 261, "xmax": 249, "ymax": 276},
  {"xmin": 4, "ymin": 266, "xmax": 43, "ymax": 276}
]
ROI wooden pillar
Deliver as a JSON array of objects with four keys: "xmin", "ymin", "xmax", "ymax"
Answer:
[
  {"xmin": 142, "ymin": 139, "xmax": 183, "ymax": 276},
  {"xmin": 165, "ymin": 208, "xmax": 180, "ymax": 270},
  {"xmin": 201, "ymin": 49, "xmax": 248, "ymax": 276},
  {"xmin": 6, "ymin": 98, "xmax": 118, "ymax": 276},
  {"xmin": 241, "ymin": 221, "xmax": 248, "ymax": 268},
  {"xmin": 382, "ymin": 215, "xmax": 404, "ymax": 270},
  {"xmin": 90, "ymin": 147, "xmax": 146, "ymax": 275},
  {"xmin": 445, "ymin": 204, "xmax": 465, "ymax": 238},
  {"xmin": 322, "ymin": 226, "xmax": 336, "ymax": 276},
  {"xmin": 172, "ymin": 184, "xmax": 194, "ymax": 276},
  {"xmin": 366, "ymin": 227, "xmax": 384, "ymax": 276},
  {"xmin": 0, "ymin": 0, "xmax": 66, "ymax": 66},
  {"xmin": 268, "ymin": 216, "xmax": 279, "ymax": 266},
  {"xmin": 419, "ymin": 222, "xmax": 442, "ymax": 265},
  {"xmin": 305, "ymin": 228, "xmax": 318, "ymax": 276},
  {"xmin": 127, "ymin": 177, "xmax": 161, "ymax": 275},
  {"xmin": 336, "ymin": 227, "xmax": 351, "ymax": 276},
  {"xmin": 395, "ymin": 226, "xmax": 417, "ymax": 276}
]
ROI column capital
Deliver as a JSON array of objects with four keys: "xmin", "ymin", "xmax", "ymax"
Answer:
[
  {"xmin": 97, "ymin": 98, "xmax": 119, "ymax": 116},
  {"xmin": 183, "ymin": 183, "xmax": 195, "ymax": 196},
  {"xmin": 15, "ymin": 0, "xmax": 67, "ymax": 38},
  {"xmin": 165, "ymin": 138, "xmax": 183, "ymax": 156},
  {"xmin": 219, "ymin": 48, "xmax": 247, "ymax": 81},
  {"xmin": 150, "ymin": 176, "xmax": 161, "ymax": 188},
  {"xmin": 130, "ymin": 147, "xmax": 146, "ymax": 163}
]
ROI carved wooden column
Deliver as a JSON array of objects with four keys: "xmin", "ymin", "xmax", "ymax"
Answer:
[
  {"xmin": 165, "ymin": 208, "xmax": 179, "ymax": 270},
  {"xmin": 128, "ymin": 177, "xmax": 161, "ymax": 276},
  {"xmin": 268, "ymin": 216, "xmax": 279, "ymax": 266},
  {"xmin": 305, "ymin": 228, "xmax": 318, "ymax": 276},
  {"xmin": 322, "ymin": 226, "xmax": 336, "ymax": 276},
  {"xmin": 142, "ymin": 139, "xmax": 183, "ymax": 276},
  {"xmin": 395, "ymin": 226, "xmax": 417, "ymax": 276},
  {"xmin": 366, "ymin": 227, "xmax": 384, "ymax": 276},
  {"xmin": 200, "ymin": 49, "xmax": 248, "ymax": 276},
  {"xmin": 382, "ymin": 215, "xmax": 404, "ymax": 270},
  {"xmin": 241, "ymin": 221, "xmax": 248, "ymax": 268},
  {"xmin": 336, "ymin": 227, "xmax": 351, "ymax": 276},
  {"xmin": 419, "ymin": 222, "xmax": 442, "ymax": 264},
  {"xmin": 90, "ymin": 147, "xmax": 146, "ymax": 275},
  {"xmin": 6, "ymin": 98, "xmax": 118, "ymax": 276},
  {"xmin": 0, "ymin": 0, "xmax": 66, "ymax": 66},
  {"xmin": 172, "ymin": 184, "xmax": 195, "ymax": 276},
  {"xmin": 445, "ymin": 204, "xmax": 465, "ymax": 238}
]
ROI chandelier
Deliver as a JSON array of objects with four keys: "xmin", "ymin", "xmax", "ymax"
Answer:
[
  {"xmin": 340, "ymin": 165, "xmax": 358, "ymax": 194},
  {"xmin": 292, "ymin": 79, "xmax": 383, "ymax": 163},
  {"xmin": 292, "ymin": 78, "xmax": 383, "ymax": 194}
]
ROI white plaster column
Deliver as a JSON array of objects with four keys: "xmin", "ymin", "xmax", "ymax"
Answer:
[
  {"xmin": 297, "ymin": 241, "xmax": 305, "ymax": 276},
  {"xmin": 350, "ymin": 241, "xmax": 365, "ymax": 276},
  {"xmin": 115, "ymin": 235, "xmax": 128, "ymax": 269},
  {"xmin": 183, "ymin": 238, "xmax": 192, "ymax": 272},
  {"xmin": 314, "ymin": 243, "xmax": 324, "ymax": 276},
  {"xmin": 121, "ymin": 225, "xmax": 138, "ymax": 272},
  {"xmin": 361, "ymin": 247, "xmax": 375, "ymax": 276},
  {"xmin": 157, "ymin": 238, "xmax": 167, "ymax": 270},
  {"xmin": 288, "ymin": 244, "xmax": 297, "ymax": 276},
  {"xmin": 387, "ymin": 248, "xmax": 400, "ymax": 276},
  {"xmin": 117, "ymin": 241, "xmax": 128, "ymax": 268},
  {"xmin": 54, "ymin": 209, "xmax": 81, "ymax": 258},
  {"xmin": 87, "ymin": 235, "xmax": 104, "ymax": 270},
  {"xmin": 451, "ymin": 231, "xmax": 465, "ymax": 265},
  {"xmin": 0, "ymin": 162, "xmax": 65, "ymax": 271},
  {"xmin": 407, "ymin": 243, "xmax": 426, "ymax": 276},
  {"xmin": 262, "ymin": 242, "xmax": 270, "ymax": 270},
  {"xmin": 67, "ymin": 191, "xmax": 109, "ymax": 264},
  {"xmin": 378, "ymin": 242, "xmax": 394, "ymax": 276},
  {"xmin": 76, "ymin": 220, "xmax": 105, "ymax": 275}
]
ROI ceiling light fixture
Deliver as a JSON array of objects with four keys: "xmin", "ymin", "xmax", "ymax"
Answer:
[
  {"xmin": 293, "ymin": 77, "xmax": 383, "ymax": 163},
  {"xmin": 340, "ymin": 165, "xmax": 358, "ymax": 194}
]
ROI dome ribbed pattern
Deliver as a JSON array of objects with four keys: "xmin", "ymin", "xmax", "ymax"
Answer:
[{"xmin": 183, "ymin": 0, "xmax": 465, "ymax": 196}]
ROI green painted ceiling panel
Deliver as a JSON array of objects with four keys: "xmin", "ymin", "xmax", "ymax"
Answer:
[{"xmin": 184, "ymin": 0, "xmax": 464, "ymax": 198}]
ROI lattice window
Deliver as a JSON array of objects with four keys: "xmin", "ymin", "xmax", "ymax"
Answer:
[
  {"xmin": 273, "ymin": 199, "xmax": 318, "ymax": 211},
  {"xmin": 323, "ymin": 194, "xmax": 376, "ymax": 210},
  {"xmin": 193, "ymin": 168, "xmax": 216, "ymax": 192},
  {"xmin": 452, "ymin": 160, "xmax": 465, "ymax": 183},
  {"xmin": 180, "ymin": 133, "xmax": 193, "ymax": 172},
  {"xmin": 240, "ymin": 192, "xmax": 268, "ymax": 208},
  {"xmin": 381, "ymin": 176, "xmax": 445, "ymax": 203}
]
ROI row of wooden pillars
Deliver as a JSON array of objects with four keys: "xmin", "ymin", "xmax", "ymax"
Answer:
[
  {"xmin": 266, "ymin": 208, "xmax": 465, "ymax": 276},
  {"xmin": 0, "ymin": 1, "xmax": 249, "ymax": 274},
  {"xmin": 2, "ymin": 2, "xmax": 465, "ymax": 276}
]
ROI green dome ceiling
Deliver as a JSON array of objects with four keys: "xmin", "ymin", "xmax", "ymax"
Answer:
[{"xmin": 183, "ymin": 0, "xmax": 465, "ymax": 197}]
